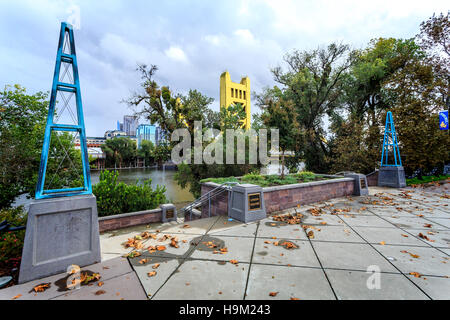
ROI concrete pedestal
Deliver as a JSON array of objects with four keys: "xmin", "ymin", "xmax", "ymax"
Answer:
[
  {"xmin": 378, "ymin": 166, "xmax": 406, "ymax": 188},
  {"xmin": 344, "ymin": 172, "xmax": 369, "ymax": 196},
  {"xmin": 228, "ymin": 184, "xmax": 266, "ymax": 223},
  {"xmin": 19, "ymin": 195, "xmax": 101, "ymax": 284}
]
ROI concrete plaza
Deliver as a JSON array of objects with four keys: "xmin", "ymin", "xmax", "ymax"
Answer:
[{"xmin": 1, "ymin": 183, "xmax": 449, "ymax": 300}]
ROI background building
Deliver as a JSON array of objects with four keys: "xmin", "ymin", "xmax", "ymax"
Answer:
[
  {"xmin": 104, "ymin": 129, "xmax": 127, "ymax": 139},
  {"xmin": 117, "ymin": 120, "xmax": 123, "ymax": 131},
  {"xmin": 75, "ymin": 136, "xmax": 106, "ymax": 148},
  {"xmin": 136, "ymin": 124, "xmax": 156, "ymax": 149},
  {"xmin": 220, "ymin": 71, "xmax": 251, "ymax": 130},
  {"xmin": 155, "ymin": 127, "xmax": 167, "ymax": 145},
  {"xmin": 123, "ymin": 115, "xmax": 138, "ymax": 136}
]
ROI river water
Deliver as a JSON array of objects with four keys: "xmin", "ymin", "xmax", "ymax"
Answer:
[{"xmin": 91, "ymin": 168, "xmax": 194, "ymax": 204}]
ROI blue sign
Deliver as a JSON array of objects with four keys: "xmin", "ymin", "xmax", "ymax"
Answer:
[{"xmin": 439, "ymin": 110, "xmax": 449, "ymax": 130}]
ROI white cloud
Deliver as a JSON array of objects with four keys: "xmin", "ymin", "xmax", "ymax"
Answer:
[
  {"xmin": 0, "ymin": 0, "xmax": 447, "ymax": 136},
  {"xmin": 164, "ymin": 46, "xmax": 188, "ymax": 63},
  {"xmin": 234, "ymin": 29, "xmax": 254, "ymax": 42}
]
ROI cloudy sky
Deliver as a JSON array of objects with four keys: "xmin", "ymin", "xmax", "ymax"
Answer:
[{"xmin": 0, "ymin": 0, "xmax": 447, "ymax": 136}]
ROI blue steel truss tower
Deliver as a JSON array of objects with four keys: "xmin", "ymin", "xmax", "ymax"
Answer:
[
  {"xmin": 35, "ymin": 22, "xmax": 91, "ymax": 199},
  {"xmin": 380, "ymin": 111, "xmax": 402, "ymax": 167},
  {"xmin": 378, "ymin": 110, "xmax": 406, "ymax": 188}
]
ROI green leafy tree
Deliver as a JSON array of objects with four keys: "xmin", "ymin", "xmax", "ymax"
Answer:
[
  {"xmin": 102, "ymin": 137, "xmax": 137, "ymax": 168},
  {"xmin": 0, "ymin": 85, "xmax": 48, "ymax": 208},
  {"xmin": 261, "ymin": 97, "xmax": 300, "ymax": 178},
  {"xmin": 138, "ymin": 140, "xmax": 155, "ymax": 166},
  {"xmin": 153, "ymin": 142, "xmax": 171, "ymax": 166},
  {"xmin": 261, "ymin": 43, "xmax": 353, "ymax": 173}
]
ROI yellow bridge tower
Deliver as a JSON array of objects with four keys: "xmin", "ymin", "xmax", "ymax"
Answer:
[{"xmin": 220, "ymin": 71, "xmax": 251, "ymax": 130}]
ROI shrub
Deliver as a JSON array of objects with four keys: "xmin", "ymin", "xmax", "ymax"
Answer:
[
  {"xmin": 200, "ymin": 176, "xmax": 239, "ymax": 184},
  {"xmin": 295, "ymin": 171, "xmax": 316, "ymax": 182},
  {"xmin": 93, "ymin": 170, "xmax": 167, "ymax": 217},
  {"xmin": 0, "ymin": 206, "xmax": 27, "ymax": 263}
]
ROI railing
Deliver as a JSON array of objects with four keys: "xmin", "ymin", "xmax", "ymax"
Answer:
[
  {"xmin": 0, "ymin": 220, "xmax": 26, "ymax": 234},
  {"xmin": 180, "ymin": 182, "xmax": 238, "ymax": 220}
]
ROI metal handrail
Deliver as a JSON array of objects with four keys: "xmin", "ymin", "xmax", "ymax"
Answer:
[
  {"xmin": 181, "ymin": 182, "xmax": 238, "ymax": 220},
  {"xmin": 0, "ymin": 220, "xmax": 26, "ymax": 234}
]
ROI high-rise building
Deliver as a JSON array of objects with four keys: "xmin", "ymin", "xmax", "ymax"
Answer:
[
  {"xmin": 123, "ymin": 115, "xmax": 138, "ymax": 136},
  {"xmin": 136, "ymin": 124, "xmax": 156, "ymax": 149},
  {"xmin": 117, "ymin": 120, "xmax": 123, "ymax": 131},
  {"xmin": 155, "ymin": 127, "xmax": 167, "ymax": 145},
  {"xmin": 220, "ymin": 71, "xmax": 251, "ymax": 130}
]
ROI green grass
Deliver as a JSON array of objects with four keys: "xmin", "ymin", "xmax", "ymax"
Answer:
[
  {"xmin": 406, "ymin": 174, "xmax": 450, "ymax": 186},
  {"xmin": 200, "ymin": 171, "xmax": 325, "ymax": 187}
]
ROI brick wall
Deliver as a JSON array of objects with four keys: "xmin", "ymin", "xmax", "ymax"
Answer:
[
  {"xmin": 366, "ymin": 170, "xmax": 379, "ymax": 187},
  {"xmin": 263, "ymin": 179, "xmax": 354, "ymax": 213},
  {"xmin": 99, "ymin": 208, "xmax": 162, "ymax": 233},
  {"xmin": 189, "ymin": 178, "xmax": 355, "ymax": 220}
]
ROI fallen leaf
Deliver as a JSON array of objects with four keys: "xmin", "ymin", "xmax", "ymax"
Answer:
[
  {"xmin": 156, "ymin": 245, "xmax": 167, "ymax": 251},
  {"xmin": 182, "ymin": 224, "xmax": 190, "ymax": 228},
  {"xmin": 95, "ymin": 290, "xmax": 106, "ymax": 295},
  {"xmin": 98, "ymin": 282, "xmax": 104, "ymax": 287},
  {"xmin": 423, "ymin": 224, "xmax": 432, "ymax": 228},
  {"xmin": 401, "ymin": 234, "xmax": 409, "ymax": 238},
  {"xmin": 379, "ymin": 241, "xmax": 385, "ymax": 245},
  {"xmin": 229, "ymin": 259, "xmax": 239, "ymax": 265},
  {"xmin": 139, "ymin": 258, "xmax": 149, "ymax": 265},
  {"xmin": 32, "ymin": 282, "xmax": 51, "ymax": 293},
  {"xmin": 152, "ymin": 263, "xmax": 160, "ymax": 269},
  {"xmin": 418, "ymin": 233, "xmax": 435, "ymax": 242},
  {"xmin": 290, "ymin": 297, "xmax": 300, "ymax": 300},
  {"xmin": 307, "ymin": 230, "xmax": 314, "ymax": 239},
  {"xmin": 269, "ymin": 292, "xmax": 278, "ymax": 297},
  {"xmin": 409, "ymin": 272, "xmax": 422, "ymax": 278},
  {"xmin": 147, "ymin": 271, "xmax": 157, "ymax": 277},
  {"xmin": 11, "ymin": 294, "xmax": 22, "ymax": 300}
]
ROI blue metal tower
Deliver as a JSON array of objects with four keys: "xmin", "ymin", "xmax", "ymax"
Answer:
[
  {"xmin": 380, "ymin": 111, "xmax": 402, "ymax": 167},
  {"xmin": 35, "ymin": 22, "xmax": 91, "ymax": 199}
]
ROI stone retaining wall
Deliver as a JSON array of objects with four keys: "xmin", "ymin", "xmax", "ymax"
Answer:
[
  {"xmin": 366, "ymin": 170, "xmax": 379, "ymax": 186},
  {"xmin": 98, "ymin": 208, "xmax": 162, "ymax": 232},
  {"xmin": 190, "ymin": 176, "xmax": 355, "ymax": 221}
]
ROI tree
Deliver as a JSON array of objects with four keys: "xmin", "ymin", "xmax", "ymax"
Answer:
[
  {"xmin": 417, "ymin": 12, "xmax": 449, "ymax": 109},
  {"xmin": 102, "ymin": 137, "xmax": 137, "ymax": 168},
  {"xmin": 0, "ymin": 85, "xmax": 48, "ymax": 208},
  {"xmin": 153, "ymin": 142, "xmax": 171, "ymax": 167},
  {"xmin": 124, "ymin": 64, "xmax": 216, "ymax": 137},
  {"xmin": 263, "ymin": 43, "xmax": 353, "ymax": 173},
  {"xmin": 329, "ymin": 38, "xmax": 425, "ymax": 173},
  {"xmin": 261, "ymin": 97, "xmax": 300, "ymax": 178},
  {"xmin": 138, "ymin": 140, "xmax": 155, "ymax": 166}
]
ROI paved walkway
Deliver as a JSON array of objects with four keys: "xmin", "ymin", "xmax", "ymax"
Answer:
[{"xmin": 1, "ymin": 184, "xmax": 449, "ymax": 300}]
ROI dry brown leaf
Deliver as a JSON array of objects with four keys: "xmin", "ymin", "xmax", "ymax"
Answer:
[
  {"xmin": 152, "ymin": 263, "xmax": 160, "ymax": 269},
  {"xmin": 229, "ymin": 259, "xmax": 238, "ymax": 265},
  {"xmin": 269, "ymin": 292, "xmax": 278, "ymax": 297},
  {"xmin": 156, "ymin": 245, "xmax": 167, "ymax": 251},
  {"xmin": 379, "ymin": 241, "xmax": 385, "ymax": 245},
  {"xmin": 11, "ymin": 294, "xmax": 21, "ymax": 300},
  {"xmin": 147, "ymin": 271, "xmax": 157, "ymax": 277},
  {"xmin": 32, "ymin": 283, "xmax": 51, "ymax": 293},
  {"xmin": 95, "ymin": 290, "xmax": 106, "ymax": 295},
  {"xmin": 98, "ymin": 281, "xmax": 104, "ymax": 287}
]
